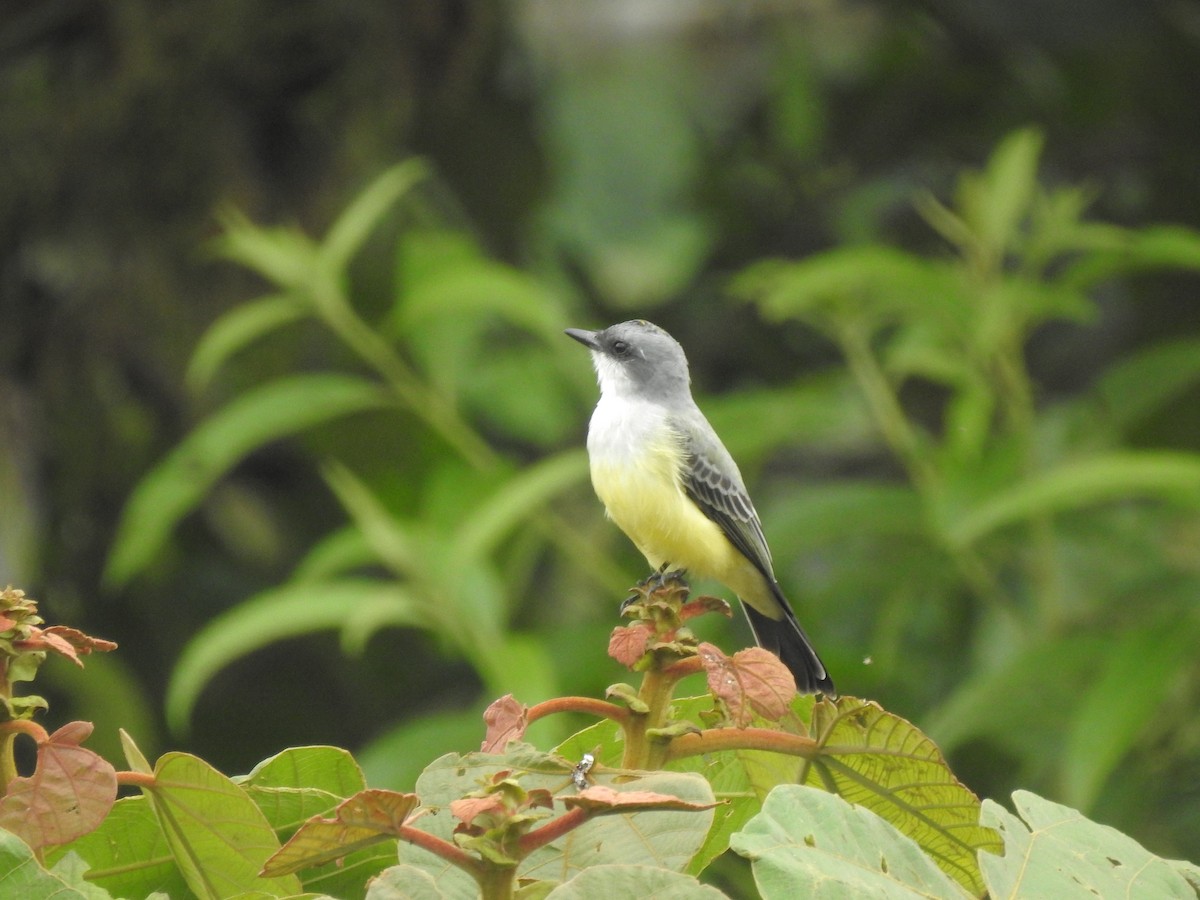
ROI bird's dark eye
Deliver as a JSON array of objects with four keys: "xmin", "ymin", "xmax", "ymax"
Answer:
[{"xmin": 611, "ymin": 340, "xmax": 629, "ymax": 355}]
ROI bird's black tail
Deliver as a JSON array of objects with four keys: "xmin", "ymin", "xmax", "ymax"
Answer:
[{"xmin": 742, "ymin": 586, "xmax": 835, "ymax": 696}]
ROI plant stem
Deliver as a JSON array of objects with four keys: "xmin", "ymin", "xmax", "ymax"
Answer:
[
  {"xmin": 527, "ymin": 696, "xmax": 630, "ymax": 727},
  {"xmin": 994, "ymin": 333, "xmax": 1065, "ymax": 631},
  {"xmin": 622, "ymin": 666, "xmax": 678, "ymax": 771},
  {"xmin": 475, "ymin": 864, "xmax": 518, "ymax": 900}
]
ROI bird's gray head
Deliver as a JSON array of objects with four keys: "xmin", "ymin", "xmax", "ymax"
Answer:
[{"xmin": 565, "ymin": 320, "xmax": 691, "ymax": 402}]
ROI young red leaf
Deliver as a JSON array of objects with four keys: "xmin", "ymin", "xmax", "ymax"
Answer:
[
  {"xmin": 0, "ymin": 721, "xmax": 118, "ymax": 850},
  {"xmin": 481, "ymin": 694, "xmax": 528, "ymax": 753},
  {"xmin": 699, "ymin": 643, "xmax": 795, "ymax": 726},
  {"xmin": 562, "ymin": 784, "xmax": 719, "ymax": 813},
  {"xmin": 12, "ymin": 626, "xmax": 117, "ymax": 667},
  {"xmin": 679, "ymin": 595, "xmax": 733, "ymax": 623},
  {"xmin": 608, "ymin": 623, "xmax": 654, "ymax": 667},
  {"xmin": 261, "ymin": 788, "xmax": 419, "ymax": 877},
  {"xmin": 451, "ymin": 794, "xmax": 507, "ymax": 827}
]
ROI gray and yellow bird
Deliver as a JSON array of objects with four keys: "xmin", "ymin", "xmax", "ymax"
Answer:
[{"xmin": 566, "ymin": 319, "xmax": 834, "ymax": 694}]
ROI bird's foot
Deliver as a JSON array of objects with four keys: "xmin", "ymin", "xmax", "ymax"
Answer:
[{"xmin": 622, "ymin": 564, "xmax": 689, "ymax": 613}]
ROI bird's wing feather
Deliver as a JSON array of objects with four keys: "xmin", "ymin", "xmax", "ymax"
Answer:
[{"xmin": 677, "ymin": 423, "xmax": 775, "ymax": 580}]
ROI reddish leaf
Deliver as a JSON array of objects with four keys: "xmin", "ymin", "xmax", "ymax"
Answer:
[
  {"xmin": 563, "ymin": 785, "xmax": 719, "ymax": 813},
  {"xmin": 481, "ymin": 694, "xmax": 528, "ymax": 752},
  {"xmin": 679, "ymin": 595, "xmax": 733, "ymax": 623},
  {"xmin": 451, "ymin": 795, "xmax": 506, "ymax": 827},
  {"xmin": 0, "ymin": 614, "xmax": 17, "ymax": 632},
  {"xmin": 262, "ymin": 789, "xmax": 419, "ymax": 877},
  {"xmin": 699, "ymin": 643, "xmax": 795, "ymax": 726},
  {"xmin": 0, "ymin": 721, "xmax": 118, "ymax": 850},
  {"xmin": 13, "ymin": 626, "xmax": 117, "ymax": 667},
  {"xmin": 608, "ymin": 623, "xmax": 654, "ymax": 667}
]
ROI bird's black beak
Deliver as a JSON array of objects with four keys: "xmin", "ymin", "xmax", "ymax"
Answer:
[{"xmin": 564, "ymin": 328, "xmax": 601, "ymax": 350}]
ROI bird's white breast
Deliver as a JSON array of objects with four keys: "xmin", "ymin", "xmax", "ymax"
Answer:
[{"xmin": 586, "ymin": 395, "xmax": 734, "ymax": 577}]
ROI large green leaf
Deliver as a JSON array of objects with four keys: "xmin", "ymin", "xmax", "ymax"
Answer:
[
  {"xmin": 798, "ymin": 698, "xmax": 1002, "ymax": 896},
  {"xmin": 980, "ymin": 791, "xmax": 1198, "ymax": 899},
  {"xmin": 105, "ymin": 374, "xmax": 390, "ymax": 586},
  {"xmin": 166, "ymin": 578, "xmax": 425, "ymax": 734},
  {"xmin": 401, "ymin": 746, "xmax": 715, "ymax": 893},
  {"xmin": 45, "ymin": 797, "xmax": 188, "ymax": 899},
  {"xmin": 546, "ymin": 864, "xmax": 729, "ymax": 899},
  {"xmin": 0, "ymin": 827, "xmax": 107, "ymax": 899},
  {"xmin": 241, "ymin": 746, "xmax": 367, "ymax": 831},
  {"xmin": 242, "ymin": 746, "xmax": 394, "ymax": 900},
  {"xmin": 731, "ymin": 784, "xmax": 971, "ymax": 899},
  {"xmin": 140, "ymin": 752, "xmax": 302, "ymax": 899}
]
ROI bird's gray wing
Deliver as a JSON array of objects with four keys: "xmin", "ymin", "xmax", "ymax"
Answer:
[{"xmin": 676, "ymin": 419, "xmax": 775, "ymax": 580}]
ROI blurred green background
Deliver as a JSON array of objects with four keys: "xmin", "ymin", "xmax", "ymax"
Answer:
[{"xmin": 3, "ymin": 0, "xmax": 1200, "ymax": 868}]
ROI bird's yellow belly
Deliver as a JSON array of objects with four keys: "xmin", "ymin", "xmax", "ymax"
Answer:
[{"xmin": 590, "ymin": 458, "xmax": 738, "ymax": 581}]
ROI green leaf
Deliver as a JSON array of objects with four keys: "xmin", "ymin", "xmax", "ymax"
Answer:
[
  {"xmin": 242, "ymin": 746, "xmax": 367, "ymax": 832},
  {"xmin": 319, "ymin": 161, "xmax": 428, "ymax": 276},
  {"xmin": 213, "ymin": 210, "xmax": 318, "ymax": 289},
  {"xmin": 554, "ymin": 695, "xmax": 804, "ymax": 877},
  {"xmin": 799, "ymin": 697, "xmax": 1002, "ymax": 895},
  {"xmin": 1062, "ymin": 619, "xmax": 1197, "ymax": 812},
  {"xmin": 1093, "ymin": 336, "xmax": 1200, "ymax": 433},
  {"xmin": 967, "ymin": 127, "xmax": 1044, "ymax": 257},
  {"xmin": 702, "ymin": 374, "xmax": 877, "ymax": 462},
  {"xmin": 1063, "ymin": 224, "xmax": 1200, "ymax": 285},
  {"xmin": 403, "ymin": 747, "xmax": 715, "ymax": 890},
  {"xmin": 292, "ymin": 526, "xmax": 377, "ymax": 582},
  {"xmin": 45, "ymin": 796, "xmax": 190, "ymax": 900},
  {"xmin": 736, "ymin": 246, "xmax": 963, "ymax": 334},
  {"xmin": 48, "ymin": 852, "xmax": 122, "ymax": 900},
  {"xmin": 980, "ymin": 790, "xmax": 1198, "ymax": 899},
  {"xmin": 0, "ymin": 828, "xmax": 100, "ymax": 899},
  {"xmin": 731, "ymin": 784, "xmax": 971, "ymax": 899},
  {"xmin": 187, "ymin": 294, "xmax": 309, "ymax": 391},
  {"xmin": 449, "ymin": 450, "xmax": 589, "ymax": 566},
  {"xmin": 397, "ymin": 261, "xmax": 565, "ymax": 341},
  {"xmin": 321, "ymin": 461, "xmax": 423, "ymax": 579},
  {"xmin": 142, "ymin": 752, "xmax": 302, "ymax": 899},
  {"xmin": 948, "ymin": 452, "xmax": 1200, "ymax": 546},
  {"xmin": 105, "ymin": 374, "xmax": 390, "ymax": 586},
  {"xmin": 365, "ymin": 864, "xmax": 449, "ymax": 899},
  {"xmin": 166, "ymin": 579, "xmax": 425, "ymax": 734},
  {"xmin": 546, "ymin": 864, "xmax": 729, "ymax": 899}
]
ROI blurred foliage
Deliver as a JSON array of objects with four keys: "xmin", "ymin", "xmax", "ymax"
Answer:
[
  {"xmin": 4, "ymin": 0, "xmax": 1200, "ymax": 873},
  {"xmin": 737, "ymin": 129, "xmax": 1200, "ymax": 849}
]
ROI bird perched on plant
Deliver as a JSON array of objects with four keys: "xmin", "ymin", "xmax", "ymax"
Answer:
[{"xmin": 565, "ymin": 319, "xmax": 834, "ymax": 694}]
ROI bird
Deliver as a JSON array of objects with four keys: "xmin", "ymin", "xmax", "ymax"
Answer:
[{"xmin": 565, "ymin": 319, "xmax": 834, "ymax": 694}]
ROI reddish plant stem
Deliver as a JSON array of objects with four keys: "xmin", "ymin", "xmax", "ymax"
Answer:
[
  {"xmin": 398, "ymin": 824, "xmax": 485, "ymax": 877},
  {"xmin": 516, "ymin": 807, "xmax": 591, "ymax": 855},
  {"xmin": 116, "ymin": 770, "xmax": 157, "ymax": 788},
  {"xmin": 0, "ymin": 718, "xmax": 50, "ymax": 743},
  {"xmin": 526, "ymin": 696, "xmax": 629, "ymax": 727}
]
